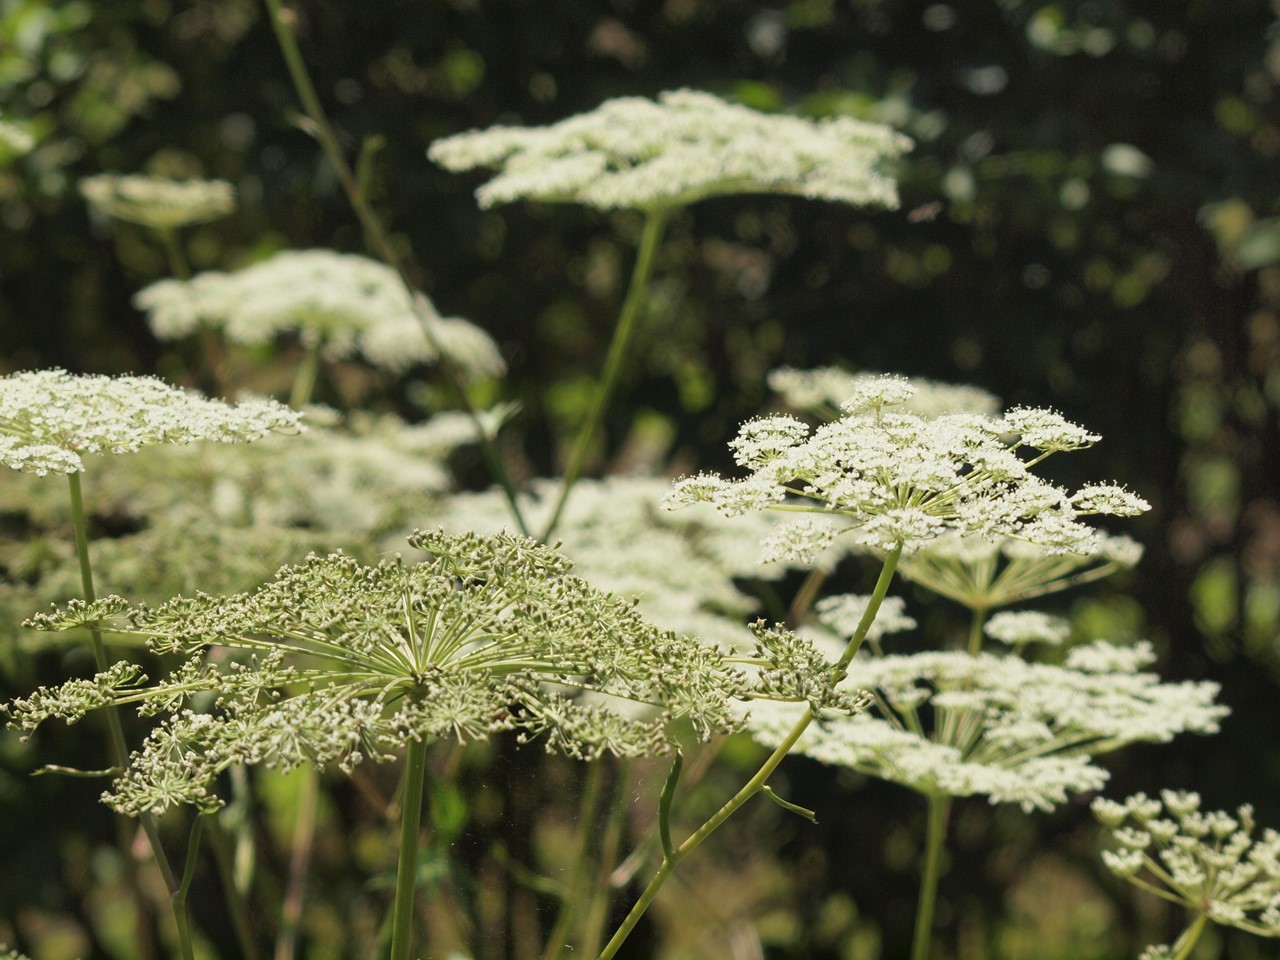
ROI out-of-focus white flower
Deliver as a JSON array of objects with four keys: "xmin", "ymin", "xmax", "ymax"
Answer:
[
  {"xmin": 134, "ymin": 250, "xmax": 504, "ymax": 381},
  {"xmin": 80, "ymin": 174, "xmax": 235, "ymax": 229},
  {"xmin": 746, "ymin": 646, "xmax": 1226, "ymax": 813},
  {"xmin": 767, "ymin": 367, "xmax": 1001, "ymax": 420},
  {"xmin": 429, "ymin": 88, "xmax": 912, "ymax": 212}
]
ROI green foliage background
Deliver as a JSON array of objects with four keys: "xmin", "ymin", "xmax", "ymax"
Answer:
[{"xmin": 2, "ymin": 1, "xmax": 1280, "ymax": 957}]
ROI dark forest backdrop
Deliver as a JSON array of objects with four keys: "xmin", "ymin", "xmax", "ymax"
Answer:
[{"xmin": 2, "ymin": 2, "xmax": 1280, "ymax": 958}]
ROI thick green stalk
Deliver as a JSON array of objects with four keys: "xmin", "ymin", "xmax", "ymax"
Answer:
[
  {"xmin": 390, "ymin": 737, "xmax": 431, "ymax": 960},
  {"xmin": 1170, "ymin": 914, "xmax": 1209, "ymax": 960},
  {"xmin": 260, "ymin": 0, "xmax": 530, "ymax": 536},
  {"xmin": 966, "ymin": 606, "xmax": 987, "ymax": 656},
  {"xmin": 597, "ymin": 544, "xmax": 903, "ymax": 959},
  {"xmin": 289, "ymin": 339, "xmax": 322, "ymax": 410},
  {"xmin": 909, "ymin": 793, "xmax": 952, "ymax": 960},
  {"xmin": 540, "ymin": 208, "xmax": 670, "ymax": 541},
  {"xmin": 67, "ymin": 472, "xmax": 181, "ymax": 904}
]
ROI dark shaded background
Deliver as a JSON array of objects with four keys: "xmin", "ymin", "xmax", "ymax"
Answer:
[{"xmin": 2, "ymin": 1, "xmax": 1279, "ymax": 957}]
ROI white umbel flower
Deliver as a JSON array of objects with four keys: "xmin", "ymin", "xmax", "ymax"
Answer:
[
  {"xmin": 665, "ymin": 384, "xmax": 1148, "ymax": 558},
  {"xmin": 80, "ymin": 174, "xmax": 235, "ymax": 230},
  {"xmin": 746, "ymin": 647, "xmax": 1225, "ymax": 813},
  {"xmin": 0, "ymin": 369, "xmax": 302, "ymax": 475},
  {"xmin": 429, "ymin": 88, "xmax": 912, "ymax": 212},
  {"xmin": 133, "ymin": 250, "xmax": 505, "ymax": 381},
  {"xmin": 1094, "ymin": 790, "xmax": 1280, "ymax": 946}
]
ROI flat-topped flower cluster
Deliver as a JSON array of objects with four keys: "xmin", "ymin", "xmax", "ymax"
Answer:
[
  {"xmin": 665, "ymin": 375, "xmax": 1149, "ymax": 557},
  {"xmin": 429, "ymin": 88, "xmax": 912, "ymax": 212},
  {"xmin": 0, "ymin": 368, "xmax": 302, "ymax": 475},
  {"xmin": 747, "ymin": 643, "xmax": 1227, "ymax": 813},
  {"xmin": 1094, "ymin": 790, "xmax": 1280, "ymax": 952},
  {"xmin": 134, "ymin": 249, "xmax": 505, "ymax": 380},
  {"xmin": 10, "ymin": 530, "xmax": 861, "ymax": 817},
  {"xmin": 80, "ymin": 174, "xmax": 236, "ymax": 230}
]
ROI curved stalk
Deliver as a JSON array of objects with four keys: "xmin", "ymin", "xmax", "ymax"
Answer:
[
  {"xmin": 540, "ymin": 208, "xmax": 670, "ymax": 541},
  {"xmin": 909, "ymin": 793, "xmax": 952, "ymax": 960},
  {"xmin": 390, "ymin": 737, "xmax": 431, "ymax": 960},
  {"xmin": 260, "ymin": 0, "xmax": 530, "ymax": 536},
  {"xmin": 597, "ymin": 544, "xmax": 903, "ymax": 959}
]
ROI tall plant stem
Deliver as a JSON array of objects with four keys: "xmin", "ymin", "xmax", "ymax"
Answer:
[
  {"xmin": 540, "ymin": 208, "xmax": 670, "ymax": 542},
  {"xmin": 260, "ymin": 0, "xmax": 529, "ymax": 536},
  {"xmin": 578, "ymin": 760, "xmax": 630, "ymax": 959},
  {"xmin": 910, "ymin": 793, "xmax": 952, "ymax": 960},
  {"xmin": 171, "ymin": 814, "xmax": 206, "ymax": 960},
  {"xmin": 289, "ymin": 339, "xmax": 322, "ymax": 410},
  {"xmin": 157, "ymin": 227, "xmax": 191, "ymax": 281},
  {"xmin": 1170, "ymin": 913, "xmax": 1209, "ymax": 960},
  {"xmin": 390, "ymin": 737, "xmax": 431, "ymax": 960},
  {"xmin": 597, "ymin": 543, "xmax": 903, "ymax": 960},
  {"xmin": 966, "ymin": 607, "xmax": 987, "ymax": 656},
  {"xmin": 541, "ymin": 762, "xmax": 605, "ymax": 960},
  {"xmin": 67, "ymin": 472, "xmax": 181, "ymax": 905},
  {"xmin": 275, "ymin": 768, "xmax": 321, "ymax": 960}
]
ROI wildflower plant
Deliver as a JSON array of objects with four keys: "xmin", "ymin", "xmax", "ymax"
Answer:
[
  {"xmin": 79, "ymin": 173, "xmax": 236, "ymax": 231},
  {"xmin": 12, "ymin": 529, "xmax": 857, "ymax": 960},
  {"xmin": 430, "ymin": 92, "xmax": 912, "ymax": 542},
  {"xmin": 0, "ymin": 367, "xmax": 300, "ymax": 958},
  {"xmin": 1094, "ymin": 790, "xmax": 1280, "ymax": 959},
  {"xmin": 134, "ymin": 249, "xmax": 505, "ymax": 407}
]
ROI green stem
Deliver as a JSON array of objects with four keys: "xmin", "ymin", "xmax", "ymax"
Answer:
[
  {"xmin": 67, "ymin": 473, "xmax": 181, "ymax": 904},
  {"xmin": 274, "ymin": 768, "xmax": 321, "ymax": 960},
  {"xmin": 1169, "ymin": 913, "xmax": 1209, "ymax": 960},
  {"xmin": 966, "ymin": 606, "xmax": 987, "ymax": 656},
  {"xmin": 541, "ymin": 762, "xmax": 605, "ymax": 960},
  {"xmin": 540, "ymin": 208, "xmax": 671, "ymax": 542},
  {"xmin": 205, "ymin": 818, "xmax": 265, "ymax": 960},
  {"xmin": 260, "ymin": 0, "xmax": 530, "ymax": 536},
  {"xmin": 390, "ymin": 737, "xmax": 431, "ymax": 960},
  {"xmin": 596, "ymin": 544, "xmax": 903, "ymax": 959},
  {"xmin": 156, "ymin": 226, "xmax": 191, "ymax": 281},
  {"xmin": 578, "ymin": 761, "xmax": 630, "ymax": 959},
  {"xmin": 910, "ymin": 793, "xmax": 952, "ymax": 960},
  {"xmin": 171, "ymin": 814, "xmax": 206, "ymax": 960},
  {"xmin": 289, "ymin": 338, "xmax": 322, "ymax": 409}
]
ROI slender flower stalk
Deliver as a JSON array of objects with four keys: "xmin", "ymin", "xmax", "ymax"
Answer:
[
  {"xmin": 432, "ymin": 92, "xmax": 910, "ymax": 541},
  {"xmin": 1093, "ymin": 790, "xmax": 1280, "ymax": 959},
  {"xmin": 541, "ymin": 207, "xmax": 670, "ymax": 540},
  {"xmin": 597, "ymin": 543, "xmax": 902, "ymax": 959},
  {"xmin": 911, "ymin": 794, "xmax": 952, "ymax": 960},
  {"xmin": 259, "ymin": 0, "xmax": 530, "ymax": 535}
]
